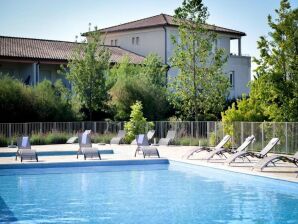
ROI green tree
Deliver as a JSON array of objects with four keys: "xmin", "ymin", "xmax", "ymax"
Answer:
[
  {"xmin": 140, "ymin": 53, "xmax": 168, "ymax": 87},
  {"xmin": 0, "ymin": 75, "xmax": 79, "ymax": 122},
  {"xmin": 124, "ymin": 101, "xmax": 154, "ymax": 143},
  {"xmin": 222, "ymin": 0, "xmax": 298, "ymax": 124},
  {"xmin": 252, "ymin": 0, "xmax": 298, "ymax": 121},
  {"xmin": 60, "ymin": 29, "xmax": 110, "ymax": 120},
  {"xmin": 169, "ymin": 0, "xmax": 230, "ymax": 121},
  {"xmin": 108, "ymin": 55, "xmax": 170, "ymax": 120}
]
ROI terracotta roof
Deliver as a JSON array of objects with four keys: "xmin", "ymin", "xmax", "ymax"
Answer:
[
  {"xmin": 86, "ymin": 14, "xmax": 246, "ymax": 36},
  {"xmin": 0, "ymin": 36, "xmax": 145, "ymax": 64}
]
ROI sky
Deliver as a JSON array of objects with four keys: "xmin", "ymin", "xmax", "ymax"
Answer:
[{"xmin": 0, "ymin": 0, "xmax": 297, "ymax": 71}]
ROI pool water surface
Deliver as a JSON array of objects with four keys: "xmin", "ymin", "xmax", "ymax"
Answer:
[{"xmin": 0, "ymin": 162, "xmax": 297, "ymax": 224}]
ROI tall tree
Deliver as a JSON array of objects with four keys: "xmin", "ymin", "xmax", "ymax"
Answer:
[
  {"xmin": 108, "ymin": 54, "xmax": 170, "ymax": 120},
  {"xmin": 252, "ymin": 0, "xmax": 298, "ymax": 121},
  {"xmin": 169, "ymin": 0, "xmax": 229, "ymax": 121},
  {"xmin": 60, "ymin": 28, "xmax": 110, "ymax": 120},
  {"xmin": 222, "ymin": 0, "xmax": 298, "ymax": 124}
]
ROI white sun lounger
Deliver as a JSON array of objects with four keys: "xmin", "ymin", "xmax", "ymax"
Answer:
[
  {"xmin": 66, "ymin": 136, "xmax": 78, "ymax": 144},
  {"xmin": 253, "ymin": 151, "xmax": 298, "ymax": 172},
  {"xmin": 131, "ymin": 130, "xmax": 155, "ymax": 145},
  {"xmin": 77, "ymin": 131, "xmax": 101, "ymax": 160},
  {"xmin": 16, "ymin": 136, "xmax": 38, "ymax": 162},
  {"xmin": 134, "ymin": 134, "xmax": 160, "ymax": 158},
  {"xmin": 110, "ymin": 130, "xmax": 126, "ymax": 144},
  {"xmin": 184, "ymin": 135, "xmax": 231, "ymax": 159},
  {"xmin": 206, "ymin": 135, "xmax": 255, "ymax": 161},
  {"xmin": 158, "ymin": 130, "xmax": 176, "ymax": 146},
  {"xmin": 225, "ymin": 138, "xmax": 280, "ymax": 166}
]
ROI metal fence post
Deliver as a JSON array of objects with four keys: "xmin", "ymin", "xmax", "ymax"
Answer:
[
  {"xmin": 40, "ymin": 122, "xmax": 42, "ymax": 134},
  {"xmin": 285, "ymin": 122, "xmax": 288, "ymax": 154},
  {"xmin": 9, "ymin": 123, "xmax": 11, "ymax": 139},
  {"xmin": 93, "ymin": 122, "xmax": 96, "ymax": 133},
  {"xmin": 261, "ymin": 122, "xmax": 264, "ymax": 149},
  {"xmin": 207, "ymin": 121, "xmax": 210, "ymax": 145},
  {"xmin": 241, "ymin": 122, "xmax": 243, "ymax": 143}
]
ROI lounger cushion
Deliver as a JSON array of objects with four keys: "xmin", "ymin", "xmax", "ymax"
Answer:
[
  {"xmin": 141, "ymin": 147, "xmax": 160, "ymax": 158},
  {"xmin": 18, "ymin": 149, "xmax": 38, "ymax": 161},
  {"xmin": 81, "ymin": 147, "xmax": 100, "ymax": 158},
  {"xmin": 66, "ymin": 136, "xmax": 78, "ymax": 144},
  {"xmin": 225, "ymin": 151, "xmax": 247, "ymax": 165}
]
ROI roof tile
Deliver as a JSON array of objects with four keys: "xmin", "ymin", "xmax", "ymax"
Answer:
[
  {"xmin": 95, "ymin": 14, "xmax": 246, "ymax": 36},
  {"xmin": 0, "ymin": 36, "xmax": 145, "ymax": 64}
]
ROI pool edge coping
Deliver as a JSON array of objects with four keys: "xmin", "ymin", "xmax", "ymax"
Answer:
[{"xmin": 170, "ymin": 159, "xmax": 298, "ymax": 183}]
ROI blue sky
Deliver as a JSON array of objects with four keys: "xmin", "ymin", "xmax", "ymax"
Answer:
[{"xmin": 0, "ymin": 0, "xmax": 297, "ymax": 70}]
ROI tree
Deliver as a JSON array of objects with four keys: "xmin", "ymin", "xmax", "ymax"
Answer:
[
  {"xmin": 60, "ymin": 28, "xmax": 110, "ymax": 120},
  {"xmin": 222, "ymin": 0, "xmax": 298, "ymax": 123},
  {"xmin": 252, "ymin": 0, "xmax": 298, "ymax": 121},
  {"xmin": 141, "ymin": 53, "xmax": 168, "ymax": 87},
  {"xmin": 108, "ymin": 54, "xmax": 170, "ymax": 120},
  {"xmin": 0, "ymin": 75, "xmax": 79, "ymax": 122},
  {"xmin": 124, "ymin": 101, "xmax": 154, "ymax": 143},
  {"xmin": 169, "ymin": 0, "xmax": 230, "ymax": 121}
]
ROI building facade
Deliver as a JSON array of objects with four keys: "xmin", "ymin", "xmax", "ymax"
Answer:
[{"xmin": 90, "ymin": 14, "xmax": 251, "ymax": 98}]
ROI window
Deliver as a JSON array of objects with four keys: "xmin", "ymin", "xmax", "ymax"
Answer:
[
  {"xmin": 136, "ymin": 37, "xmax": 139, "ymax": 45},
  {"xmin": 229, "ymin": 71, "xmax": 235, "ymax": 88},
  {"xmin": 132, "ymin": 37, "xmax": 135, "ymax": 45},
  {"xmin": 115, "ymin": 39, "xmax": 118, "ymax": 46},
  {"xmin": 111, "ymin": 40, "xmax": 114, "ymax": 46}
]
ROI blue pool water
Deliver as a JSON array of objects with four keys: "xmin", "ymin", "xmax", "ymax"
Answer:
[{"xmin": 0, "ymin": 162, "xmax": 297, "ymax": 224}]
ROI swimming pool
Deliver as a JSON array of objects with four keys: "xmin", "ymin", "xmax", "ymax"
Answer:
[{"xmin": 0, "ymin": 161, "xmax": 297, "ymax": 223}]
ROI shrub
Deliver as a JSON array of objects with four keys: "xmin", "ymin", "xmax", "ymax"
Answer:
[
  {"xmin": 45, "ymin": 132, "xmax": 71, "ymax": 144},
  {"xmin": 0, "ymin": 75, "xmax": 80, "ymax": 122},
  {"xmin": 124, "ymin": 101, "xmax": 154, "ymax": 143},
  {"xmin": 91, "ymin": 133, "xmax": 114, "ymax": 144},
  {"xmin": 173, "ymin": 137, "xmax": 208, "ymax": 146},
  {"xmin": 0, "ymin": 135, "xmax": 8, "ymax": 147},
  {"xmin": 30, "ymin": 132, "xmax": 72, "ymax": 145},
  {"xmin": 30, "ymin": 133, "xmax": 47, "ymax": 145}
]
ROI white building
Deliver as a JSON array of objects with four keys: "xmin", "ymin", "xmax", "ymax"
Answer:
[{"xmin": 87, "ymin": 14, "xmax": 251, "ymax": 98}]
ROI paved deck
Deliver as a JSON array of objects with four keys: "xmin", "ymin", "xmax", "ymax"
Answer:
[{"xmin": 0, "ymin": 144, "xmax": 297, "ymax": 183}]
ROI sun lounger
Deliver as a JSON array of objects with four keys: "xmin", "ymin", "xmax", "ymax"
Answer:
[
  {"xmin": 134, "ymin": 134, "xmax": 160, "ymax": 158},
  {"xmin": 131, "ymin": 130, "xmax": 155, "ymax": 145},
  {"xmin": 158, "ymin": 130, "xmax": 176, "ymax": 146},
  {"xmin": 225, "ymin": 138, "xmax": 280, "ymax": 166},
  {"xmin": 206, "ymin": 135, "xmax": 255, "ymax": 161},
  {"xmin": 253, "ymin": 151, "xmax": 298, "ymax": 171},
  {"xmin": 16, "ymin": 136, "xmax": 38, "ymax": 162},
  {"xmin": 66, "ymin": 136, "xmax": 78, "ymax": 144},
  {"xmin": 110, "ymin": 130, "xmax": 126, "ymax": 144},
  {"xmin": 184, "ymin": 135, "xmax": 231, "ymax": 159},
  {"xmin": 77, "ymin": 131, "xmax": 101, "ymax": 160}
]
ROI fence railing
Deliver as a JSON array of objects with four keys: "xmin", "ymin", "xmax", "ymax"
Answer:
[{"xmin": 0, "ymin": 121, "xmax": 297, "ymax": 154}]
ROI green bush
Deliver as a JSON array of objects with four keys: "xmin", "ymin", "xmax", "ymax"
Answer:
[
  {"xmin": 124, "ymin": 101, "xmax": 154, "ymax": 143},
  {"xmin": 91, "ymin": 133, "xmax": 114, "ymax": 144},
  {"xmin": 45, "ymin": 132, "xmax": 71, "ymax": 144},
  {"xmin": 30, "ymin": 132, "xmax": 72, "ymax": 145},
  {"xmin": 173, "ymin": 137, "xmax": 208, "ymax": 146},
  {"xmin": 30, "ymin": 133, "xmax": 47, "ymax": 145},
  {"xmin": 0, "ymin": 135, "xmax": 8, "ymax": 147},
  {"xmin": 0, "ymin": 75, "xmax": 80, "ymax": 122}
]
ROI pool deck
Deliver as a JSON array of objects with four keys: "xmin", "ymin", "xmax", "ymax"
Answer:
[{"xmin": 0, "ymin": 144, "xmax": 297, "ymax": 183}]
